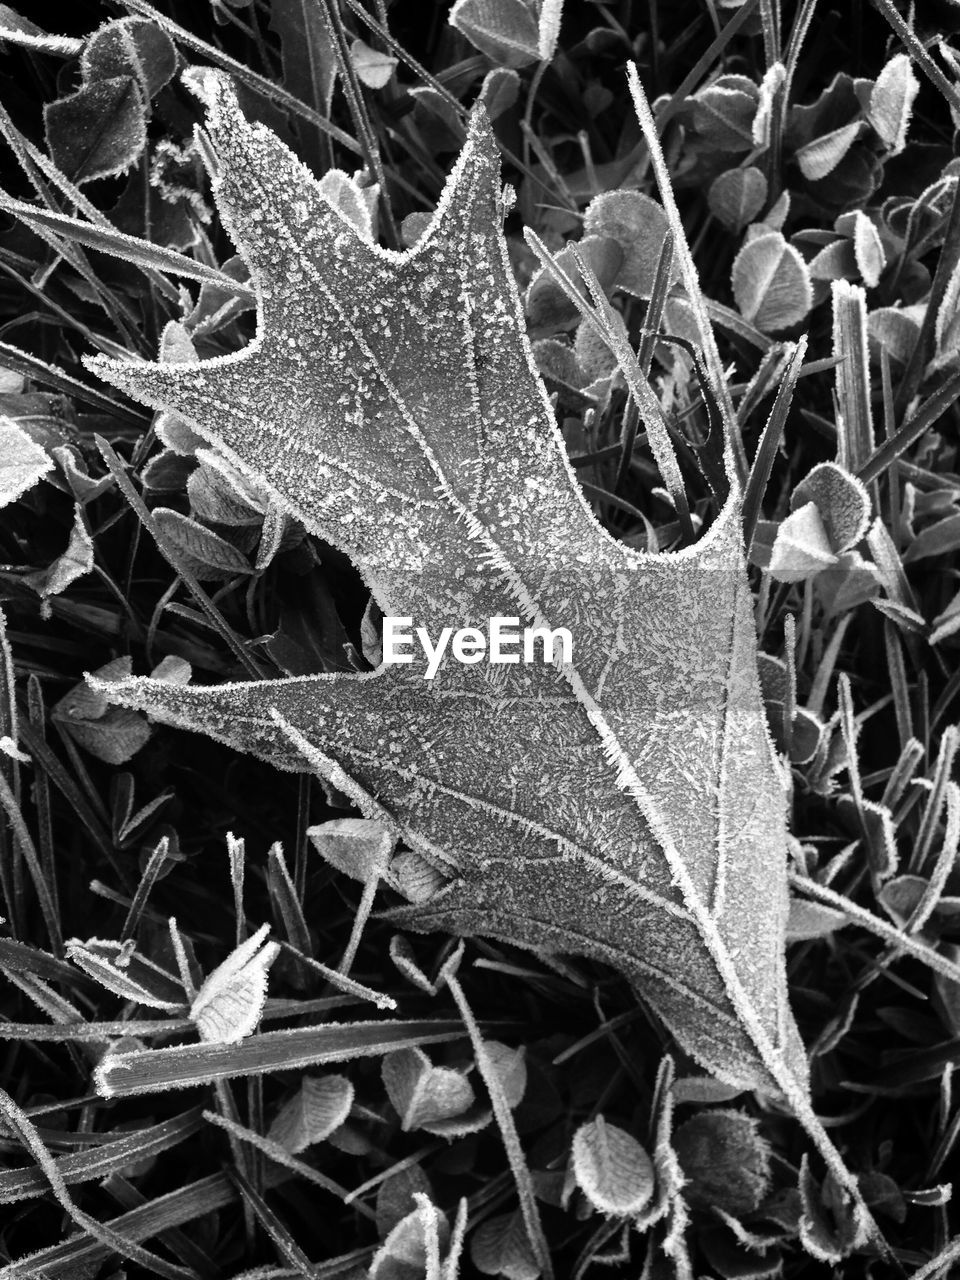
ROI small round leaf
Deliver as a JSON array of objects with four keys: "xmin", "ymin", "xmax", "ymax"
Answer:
[
  {"xmin": 673, "ymin": 1109, "xmax": 772, "ymax": 1216},
  {"xmin": 731, "ymin": 232, "xmax": 812, "ymax": 332},
  {"xmin": 583, "ymin": 190, "xmax": 676, "ymax": 299},
  {"xmin": 571, "ymin": 1116, "xmax": 654, "ymax": 1217},
  {"xmin": 708, "ymin": 167, "xmax": 768, "ymax": 233}
]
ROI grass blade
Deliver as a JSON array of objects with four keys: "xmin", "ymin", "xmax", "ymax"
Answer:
[{"xmin": 94, "ymin": 1019, "xmax": 468, "ymax": 1096}]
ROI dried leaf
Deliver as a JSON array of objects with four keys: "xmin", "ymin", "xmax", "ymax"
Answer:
[
  {"xmin": 0, "ymin": 413, "xmax": 52, "ymax": 508},
  {"xmin": 89, "ymin": 73, "xmax": 811, "ymax": 1099},
  {"xmin": 571, "ymin": 1116, "xmax": 654, "ymax": 1217},
  {"xmin": 732, "ymin": 233, "xmax": 812, "ymax": 332}
]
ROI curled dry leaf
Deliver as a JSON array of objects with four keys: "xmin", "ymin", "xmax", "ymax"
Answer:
[{"xmin": 89, "ymin": 71, "xmax": 811, "ymax": 1099}]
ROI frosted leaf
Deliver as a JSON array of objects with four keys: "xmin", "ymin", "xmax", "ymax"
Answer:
[
  {"xmin": 470, "ymin": 1210, "xmax": 541, "ymax": 1278},
  {"xmin": 673, "ymin": 1109, "xmax": 772, "ymax": 1217},
  {"xmin": 795, "ymin": 122, "xmax": 863, "ymax": 182},
  {"xmin": 868, "ymin": 54, "xmax": 919, "ymax": 155},
  {"xmin": 382, "ymin": 1046, "xmax": 476, "ymax": 1131},
  {"xmin": 88, "ymin": 73, "xmax": 810, "ymax": 1101},
  {"xmin": 0, "ymin": 414, "xmax": 52, "ymax": 509},
  {"xmin": 707, "ymin": 167, "xmax": 768, "ymax": 233},
  {"xmin": 449, "ymin": 0, "xmax": 540, "ymax": 69},
  {"xmin": 189, "ymin": 923, "xmax": 279, "ymax": 1044},
  {"xmin": 267, "ymin": 1073, "xmax": 354, "ymax": 1152},
  {"xmin": 732, "ymin": 232, "xmax": 812, "ymax": 332},
  {"xmin": 571, "ymin": 1116, "xmax": 654, "ymax": 1217},
  {"xmin": 308, "ymin": 817, "xmax": 396, "ymax": 882},
  {"xmin": 768, "ymin": 503, "xmax": 838, "ymax": 583}
]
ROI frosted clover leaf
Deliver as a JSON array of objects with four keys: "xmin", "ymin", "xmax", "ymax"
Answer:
[{"xmin": 88, "ymin": 67, "xmax": 808, "ymax": 1101}]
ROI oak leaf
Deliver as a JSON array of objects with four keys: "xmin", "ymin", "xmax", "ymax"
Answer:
[{"xmin": 88, "ymin": 70, "xmax": 807, "ymax": 1099}]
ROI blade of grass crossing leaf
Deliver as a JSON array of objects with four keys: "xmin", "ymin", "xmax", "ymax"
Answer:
[
  {"xmin": 788, "ymin": 873, "xmax": 960, "ymax": 985},
  {"xmin": 445, "ymin": 965, "xmax": 554, "ymax": 1280},
  {"xmin": 743, "ymin": 337, "xmax": 806, "ymax": 557},
  {"xmin": 315, "ymin": 0, "xmax": 397, "ymax": 244},
  {"xmin": 525, "ymin": 228, "xmax": 692, "ymax": 539},
  {"xmin": 0, "ymin": 101, "xmax": 180, "ymax": 309},
  {"xmin": 570, "ymin": 240, "xmax": 693, "ymax": 538},
  {"xmin": 870, "ymin": 0, "xmax": 960, "ymax": 114},
  {"xmin": 204, "ymin": 1111, "xmax": 377, "ymax": 1221},
  {"xmin": 0, "ymin": 1087, "xmax": 197, "ymax": 1280},
  {"xmin": 637, "ymin": 229, "xmax": 675, "ymax": 378},
  {"xmin": 97, "ymin": 437, "xmax": 264, "ymax": 679},
  {"xmin": 653, "ymin": 0, "xmax": 761, "ymax": 133},
  {"xmin": 627, "ymin": 63, "xmax": 744, "ymax": 483},
  {"xmin": 616, "ymin": 229, "xmax": 676, "ymax": 495},
  {"xmin": 94, "ymin": 1020, "xmax": 467, "ymax": 1095}
]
